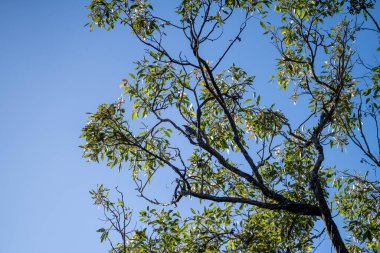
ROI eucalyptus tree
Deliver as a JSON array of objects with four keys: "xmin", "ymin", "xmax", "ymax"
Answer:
[{"xmin": 81, "ymin": 0, "xmax": 379, "ymax": 252}]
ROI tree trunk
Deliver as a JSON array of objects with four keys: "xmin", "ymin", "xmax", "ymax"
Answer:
[{"xmin": 312, "ymin": 179, "xmax": 349, "ymax": 253}]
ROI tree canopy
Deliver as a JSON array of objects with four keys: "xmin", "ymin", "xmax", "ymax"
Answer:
[{"xmin": 81, "ymin": 0, "xmax": 380, "ymax": 252}]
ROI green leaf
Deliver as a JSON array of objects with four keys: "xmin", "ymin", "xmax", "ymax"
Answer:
[
  {"xmin": 149, "ymin": 50, "xmax": 157, "ymax": 59},
  {"xmin": 260, "ymin": 20, "xmax": 266, "ymax": 30},
  {"xmin": 132, "ymin": 111, "xmax": 138, "ymax": 120}
]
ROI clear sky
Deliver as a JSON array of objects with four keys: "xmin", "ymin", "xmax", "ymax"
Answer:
[{"xmin": 0, "ymin": 1, "xmax": 378, "ymax": 253}]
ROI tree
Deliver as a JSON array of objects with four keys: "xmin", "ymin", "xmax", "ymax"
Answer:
[{"xmin": 81, "ymin": 0, "xmax": 380, "ymax": 252}]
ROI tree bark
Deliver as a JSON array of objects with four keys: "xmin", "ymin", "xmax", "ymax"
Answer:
[
  {"xmin": 311, "ymin": 133, "xmax": 349, "ymax": 253},
  {"xmin": 311, "ymin": 178, "xmax": 349, "ymax": 253}
]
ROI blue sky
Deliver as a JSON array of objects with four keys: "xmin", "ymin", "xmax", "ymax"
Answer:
[
  {"xmin": 0, "ymin": 1, "xmax": 143, "ymax": 251},
  {"xmin": 0, "ymin": 1, "xmax": 378, "ymax": 252}
]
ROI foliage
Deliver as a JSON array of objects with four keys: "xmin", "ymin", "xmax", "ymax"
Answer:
[
  {"xmin": 82, "ymin": 0, "xmax": 380, "ymax": 252},
  {"xmin": 334, "ymin": 174, "xmax": 380, "ymax": 252},
  {"xmin": 92, "ymin": 187, "xmax": 318, "ymax": 252}
]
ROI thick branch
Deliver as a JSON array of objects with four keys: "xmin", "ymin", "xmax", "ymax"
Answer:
[{"xmin": 184, "ymin": 190, "xmax": 321, "ymax": 216}]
